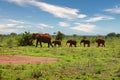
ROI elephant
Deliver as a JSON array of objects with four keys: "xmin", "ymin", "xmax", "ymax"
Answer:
[
  {"xmin": 31, "ymin": 33, "xmax": 53, "ymax": 47},
  {"xmin": 52, "ymin": 40, "xmax": 61, "ymax": 47},
  {"xmin": 80, "ymin": 39, "xmax": 90, "ymax": 47},
  {"xmin": 66, "ymin": 39, "xmax": 77, "ymax": 47},
  {"xmin": 96, "ymin": 38, "xmax": 105, "ymax": 47}
]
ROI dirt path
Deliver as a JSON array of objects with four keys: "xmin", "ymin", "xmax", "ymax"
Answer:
[{"xmin": 0, "ymin": 55, "xmax": 59, "ymax": 65}]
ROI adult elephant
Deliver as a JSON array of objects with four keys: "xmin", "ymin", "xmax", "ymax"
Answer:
[
  {"xmin": 52, "ymin": 40, "xmax": 61, "ymax": 47},
  {"xmin": 96, "ymin": 38, "xmax": 105, "ymax": 47},
  {"xmin": 66, "ymin": 39, "xmax": 77, "ymax": 47},
  {"xmin": 80, "ymin": 39, "xmax": 90, "ymax": 47},
  {"xmin": 31, "ymin": 33, "xmax": 53, "ymax": 47}
]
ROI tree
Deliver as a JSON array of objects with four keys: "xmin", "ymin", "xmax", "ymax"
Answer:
[
  {"xmin": 10, "ymin": 32, "xmax": 17, "ymax": 36},
  {"xmin": 73, "ymin": 34, "xmax": 77, "ymax": 38},
  {"xmin": 106, "ymin": 32, "xmax": 116, "ymax": 37},
  {"xmin": 18, "ymin": 32, "xmax": 33, "ymax": 46},
  {"xmin": 55, "ymin": 31, "xmax": 65, "ymax": 40},
  {"xmin": 116, "ymin": 33, "xmax": 120, "ymax": 37}
]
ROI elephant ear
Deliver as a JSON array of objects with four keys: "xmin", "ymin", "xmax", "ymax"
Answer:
[
  {"xmin": 31, "ymin": 33, "xmax": 36, "ymax": 39},
  {"xmin": 31, "ymin": 33, "xmax": 40, "ymax": 39}
]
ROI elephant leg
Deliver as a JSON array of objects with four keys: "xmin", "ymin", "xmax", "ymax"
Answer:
[
  {"xmin": 54, "ymin": 44, "xmax": 56, "ymax": 47},
  {"xmin": 36, "ymin": 40, "xmax": 39, "ymax": 47},
  {"xmin": 40, "ymin": 42, "xmax": 42, "ymax": 47},
  {"xmin": 75, "ymin": 44, "xmax": 76, "ymax": 47},
  {"xmin": 48, "ymin": 43, "xmax": 50, "ymax": 47},
  {"xmin": 50, "ymin": 42, "xmax": 53, "ymax": 47},
  {"xmin": 101, "ymin": 43, "xmax": 103, "ymax": 47},
  {"xmin": 84, "ymin": 43, "xmax": 85, "ymax": 47},
  {"xmin": 57, "ymin": 44, "xmax": 59, "ymax": 47},
  {"xmin": 88, "ymin": 43, "xmax": 90, "ymax": 47},
  {"xmin": 103, "ymin": 43, "xmax": 105, "ymax": 47},
  {"xmin": 48, "ymin": 42, "xmax": 53, "ymax": 47},
  {"xmin": 69, "ymin": 43, "xmax": 72, "ymax": 47},
  {"xmin": 97, "ymin": 43, "xmax": 100, "ymax": 47},
  {"xmin": 74, "ymin": 44, "xmax": 76, "ymax": 47}
]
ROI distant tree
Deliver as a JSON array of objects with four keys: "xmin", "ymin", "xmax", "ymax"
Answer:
[
  {"xmin": 107, "ymin": 32, "xmax": 116, "ymax": 37},
  {"xmin": 82, "ymin": 36, "xmax": 87, "ymax": 39},
  {"xmin": 10, "ymin": 32, "xmax": 17, "ymax": 36},
  {"xmin": 116, "ymin": 33, "xmax": 120, "ymax": 37},
  {"xmin": 52, "ymin": 32, "xmax": 56, "ymax": 39},
  {"xmin": 53, "ymin": 32, "xmax": 56, "ymax": 35},
  {"xmin": 55, "ymin": 31, "xmax": 65, "ymax": 40},
  {"xmin": 73, "ymin": 34, "xmax": 77, "ymax": 38}
]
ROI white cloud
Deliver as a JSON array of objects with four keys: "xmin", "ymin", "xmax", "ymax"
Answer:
[
  {"xmin": 8, "ymin": 19, "xmax": 25, "ymax": 24},
  {"xmin": 71, "ymin": 23, "xmax": 96, "ymax": 33},
  {"xmin": 5, "ymin": 0, "xmax": 28, "ymax": 6},
  {"xmin": 37, "ymin": 23, "xmax": 53, "ymax": 29},
  {"xmin": 0, "ymin": 17, "xmax": 54, "ymax": 34},
  {"xmin": 31, "ymin": 1, "xmax": 86, "ymax": 19},
  {"xmin": 58, "ymin": 22, "xmax": 70, "ymax": 27},
  {"xmin": 0, "ymin": 19, "xmax": 30, "ymax": 29},
  {"xmin": 16, "ymin": 25, "xmax": 31, "ymax": 28},
  {"xmin": 0, "ymin": 24, "xmax": 17, "ymax": 28},
  {"xmin": 0, "ymin": 23, "xmax": 20, "ymax": 34},
  {"xmin": 0, "ymin": 18, "xmax": 32, "ymax": 34},
  {"xmin": 105, "ymin": 6, "xmax": 120, "ymax": 14},
  {"xmin": 5, "ymin": 0, "xmax": 86, "ymax": 19},
  {"xmin": 84, "ymin": 15, "xmax": 115, "ymax": 22}
]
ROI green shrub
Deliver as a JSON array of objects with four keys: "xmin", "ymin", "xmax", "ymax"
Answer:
[{"xmin": 18, "ymin": 32, "xmax": 33, "ymax": 46}]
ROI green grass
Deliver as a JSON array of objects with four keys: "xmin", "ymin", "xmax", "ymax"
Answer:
[{"xmin": 0, "ymin": 36, "xmax": 120, "ymax": 80}]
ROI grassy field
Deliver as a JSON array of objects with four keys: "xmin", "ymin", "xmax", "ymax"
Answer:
[{"xmin": 0, "ymin": 35, "xmax": 120, "ymax": 80}]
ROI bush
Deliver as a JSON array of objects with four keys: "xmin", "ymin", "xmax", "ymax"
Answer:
[{"xmin": 18, "ymin": 32, "xmax": 33, "ymax": 46}]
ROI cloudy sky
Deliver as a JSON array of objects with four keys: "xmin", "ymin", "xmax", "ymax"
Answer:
[{"xmin": 0, "ymin": 0, "xmax": 120, "ymax": 35}]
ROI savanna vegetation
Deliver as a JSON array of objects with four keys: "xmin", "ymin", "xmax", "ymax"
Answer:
[{"xmin": 0, "ymin": 31, "xmax": 120, "ymax": 80}]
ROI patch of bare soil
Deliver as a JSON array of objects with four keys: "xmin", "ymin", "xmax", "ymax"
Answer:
[{"xmin": 0, "ymin": 55, "xmax": 59, "ymax": 65}]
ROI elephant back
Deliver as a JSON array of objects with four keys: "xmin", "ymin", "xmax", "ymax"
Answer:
[
  {"xmin": 31, "ymin": 33, "xmax": 41, "ymax": 39},
  {"xmin": 31, "ymin": 33, "xmax": 52, "ymax": 42},
  {"xmin": 81, "ymin": 39, "xmax": 90, "ymax": 43},
  {"xmin": 38, "ymin": 33, "xmax": 52, "ymax": 43},
  {"xmin": 67, "ymin": 39, "xmax": 76, "ymax": 44},
  {"xmin": 52, "ymin": 40, "xmax": 61, "ymax": 44},
  {"xmin": 96, "ymin": 38, "xmax": 105, "ymax": 43}
]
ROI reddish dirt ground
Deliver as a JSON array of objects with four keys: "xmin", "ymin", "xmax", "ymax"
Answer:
[{"xmin": 0, "ymin": 55, "xmax": 59, "ymax": 65}]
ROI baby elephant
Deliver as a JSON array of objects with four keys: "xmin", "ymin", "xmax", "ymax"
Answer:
[
  {"xmin": 66, "ymin": 39, "xmax": 77, "ymax": 47},
  {"xmin": 80, "ymin": 39, "xmax": 90, "ymax": 47},
  {"xmin": 52, "ymin": 40, "xmax": 61, "ymax": 47},
  {"xmin": 96, "ymin": 38, "xmax": 105, "ymax": 47}
]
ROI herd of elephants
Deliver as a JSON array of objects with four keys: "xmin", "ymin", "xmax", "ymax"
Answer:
[{"xmin": 30, "ymin": 33, "xmax": 105, "ymax": 48}]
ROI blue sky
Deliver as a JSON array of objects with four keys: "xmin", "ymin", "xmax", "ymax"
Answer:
[{"xmin": 0, "ymin": 0, "xmax": 120, "ymax": 35}]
